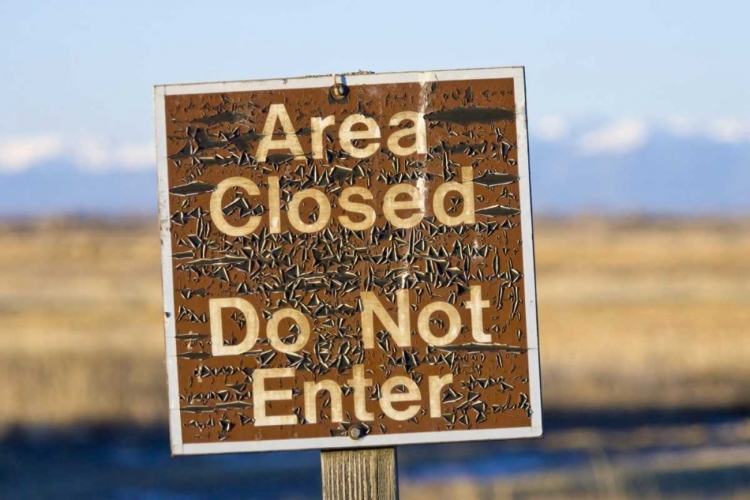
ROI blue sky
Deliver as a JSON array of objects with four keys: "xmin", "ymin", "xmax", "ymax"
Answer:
[{"xmin": 1, "ymin": 0, "xmax": 749, "ymax": 214}]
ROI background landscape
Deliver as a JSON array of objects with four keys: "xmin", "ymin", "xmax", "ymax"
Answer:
[
  {"xmin": 2, "ymin": 1, "xmax": 749, "ymax": 498},
  {"xmin": 2, "ymin": 215, "xmax": 748, "ymax": 498}
]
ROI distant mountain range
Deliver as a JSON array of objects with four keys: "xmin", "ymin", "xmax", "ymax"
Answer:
[
  {"xmin": 1, "ymin": 134, "xmax": 748, "ymax": 217},
  {"xmin": 1, "ymin": 162, "xmax": 157, "ymax": 217},
  {"xmin": 531, "ymin": 132, "xmax": 750, "ymax": 215}
]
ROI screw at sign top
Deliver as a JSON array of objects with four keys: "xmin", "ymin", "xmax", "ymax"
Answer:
[{"xmin": 330, "ymin": 74, "xmax": 348, "ymax": 101}]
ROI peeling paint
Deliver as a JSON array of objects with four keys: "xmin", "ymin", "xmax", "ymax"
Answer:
[{"xmin": 157, "ymin": 72, "xmax": 539, "ymax": 449}]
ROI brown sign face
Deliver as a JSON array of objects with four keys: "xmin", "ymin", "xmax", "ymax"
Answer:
[{"xmin": 155, "ymin": 68, "xmax": 542, "ymax": 455}]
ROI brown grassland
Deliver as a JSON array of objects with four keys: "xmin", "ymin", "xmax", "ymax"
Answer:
[
  {"xmin": 1, "ymin": 216, "xmax": 750, "ymax": 498},
  {"xmin": 0, "ymin": 216, "xmax": 748, "ymax": 427}
]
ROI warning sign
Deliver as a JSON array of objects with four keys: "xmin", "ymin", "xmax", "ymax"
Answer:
[{"xmin": 155, "ymin": 67, "xmax": 542, "ymax": 455}]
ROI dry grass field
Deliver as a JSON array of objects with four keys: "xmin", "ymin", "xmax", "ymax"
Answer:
[
  {"xmin": 1, "ymin": 215, "xmax": 750, "ymax": 499},
  {"xmin": 0, "ymin": 216, "xmax": 748, "ymax": 427}
]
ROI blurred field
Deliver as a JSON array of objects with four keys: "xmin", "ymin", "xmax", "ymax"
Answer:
[
  {"xmin": 0, "ymin": 216, "xmax": 749, "ymax": 427},
  {"xmin": 1, "ymin": 215, "xmax": 750, "ymax": 498}
]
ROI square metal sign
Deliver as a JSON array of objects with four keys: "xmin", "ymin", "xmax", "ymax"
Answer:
[{"xmin": 155, "ymin": 67, "xmax": 542, "ymax": 455}]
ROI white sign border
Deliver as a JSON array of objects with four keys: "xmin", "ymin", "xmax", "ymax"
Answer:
[{"xmin": 154, "ymin": 66, "xmax": 543, "ymax": 456}]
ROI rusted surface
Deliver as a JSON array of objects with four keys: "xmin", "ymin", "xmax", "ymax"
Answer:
[{"xmin": 160, "ymin": 75, "xmax": 537, "ymax": 447}]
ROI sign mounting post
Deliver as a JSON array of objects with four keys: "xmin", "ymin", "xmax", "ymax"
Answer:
[
  {"xmin": 321, "ymin": 447, "xmax": 398, "ymax": 500},
  {"xmin": 155, "ymin": 66, "xmax": 542, "ymax": 498}
]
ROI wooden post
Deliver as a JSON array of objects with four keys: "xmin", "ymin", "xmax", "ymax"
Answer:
[{"xmin": 321, "ymin": 447, "xmax": 399, "ymax": 500}]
